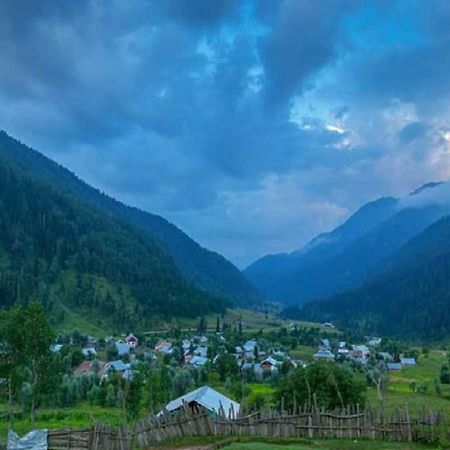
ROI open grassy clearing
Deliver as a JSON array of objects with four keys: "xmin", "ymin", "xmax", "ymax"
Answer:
[
  {"xmin": 153, "ymin": 308, "xmax": 340, "ymax": 335},
  {"xmin": 367, "ymin": 350, "xmax": 450, "ymax": 415}
]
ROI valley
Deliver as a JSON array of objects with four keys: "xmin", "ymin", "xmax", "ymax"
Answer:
[{"xmin": 2, "ymin": 131, "xmax": 450, "ymax": 449}]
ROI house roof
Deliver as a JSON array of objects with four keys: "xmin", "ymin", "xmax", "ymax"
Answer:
[
  {"xmin": 194, "ymin": 346, "xmax": 208, "ymax": 358},
  {"xmin": 189, "ymin": 356, "xmax": 208, "ymax": 366},
  {"xmin": 314, "ymin": 349, "xmax": 335, "ymax": 360},
  {"xmin": 115, "ymin": 342, "xmax": 130, "ymax": 356},
  {"xmin": 400, "ymin": 357, "xmax": 416, "ymax": 365},
  {"xmin": 82, "ymin": 347, "xmax": 97, "ymax": 355},
  {"xmin": 107, "ymin": 360, "xmax": 129, "ymax": 372},
  {"xmin": 74, "ymin": 360, "xmax": 107, "ymax": 376},
  {"xmin": 261, "ymin": 356, "xmax": 280, "ymax": 366},
  {"xmin": 162, "ymin": 385, "xmax": 240, "ymax": 418},
  {"xmin": 387, "ymin": 363, "xmax": 402, "ymax": 371}
]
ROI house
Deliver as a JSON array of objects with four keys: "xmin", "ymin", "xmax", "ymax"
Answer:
[
  {"xmin": 82, "ymin": 347, "xmax": 97, "ymax": 357},
  {"xmin": 378, "ymin": 352, "xmax": 393, "ymax": 362},
  {"xmin": 352, "ymin": 345, "xmax": 370, "ymax": 359},
  {"xmin": 126, "ymin": 334, "xmax": 138, "ymax": 349},
  {"xmin": 50, "ymin": 344, "xmax": 63, "ymax": 353},
  {"xmin": 272, "ymin": 350, "xmax": 288, "ymax": 358},
  {"xmin": 74, "ymin": 360, "xmax": 107, "ymax": 377},
  {"xmin": 313, "ymin": 349, "xmax": 335, "ymax": 362},
  {"xmin": 188, "ymin": 356, "xmax": 208, "ymax": 367},
  {"xmin": 367, "ymin": 337, "xmax": 382, "ymax": 347},
  {"xmin": 161, "ymin": 386, "xmax": 240, "ymax": 418},
  {"xmin": 105, "ymin": 360, "xmax": 129, "ymax": 375},
  {"xmin": 400, "ymin": 357, "xmax": 417, "ymax": 367},
  {"xmin": 115, "ymin": 341, "xmax": 130, "ymax": 357},
  {"xmin": 194, "ymin": 346, "xmax": 208, "ymax": 358},
  {"xmin": 243, "ymin": 340, "xmax": 257, "ymax": 353},
  {"xmin": 337, "ymin": 344, "xmax": 350, "ymax": 357},
  {"xmin": 386, "ymin": 362, "xmax": 402, "ymax": 371},
  {"xmin": 182, "ymin": 339, "xmax": 192, "ymax": 352},
  {"xmin": 155, "ymin": 340, "xmax": 173, "ymax": 355},
  {"xmin": 260, "ymin": 356, "xmax": 280, "ymax": 372},
  {"xmin": 320, "ymin": 338, "xmax": 330, "ymax": 349},
  {"xmin": 323, "ymin": 322, "xmax": 335, "ymax": 328}
]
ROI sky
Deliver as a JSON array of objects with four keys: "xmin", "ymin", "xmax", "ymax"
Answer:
[{"xmin": 2, "ymin": 0, "xmax": 450, "ymax": 268}]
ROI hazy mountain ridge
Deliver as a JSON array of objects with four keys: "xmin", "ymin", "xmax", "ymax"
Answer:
[
  {"xmin": 294, "ymin": 214, "xmax": 450, "ymax": 338},
  {"xmin": 0, "ymin": 131, "xmax": 261, "ymax": 306},
  {"xmin": 245, "ymin": 182, "xmax": 448, "ymax": 305}
]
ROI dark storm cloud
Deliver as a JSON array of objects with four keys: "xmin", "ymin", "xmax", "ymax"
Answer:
[
  {"xmin": 258, "ymin": 0, "xmax": 357, "ymax": 106},
  {"xmin": 1, "ymin": 0, "xmax": 450, "ymax": 266}
]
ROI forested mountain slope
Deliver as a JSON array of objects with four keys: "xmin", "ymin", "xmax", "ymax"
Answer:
[
  {"xmin": 289, "ymin": 216, "xmax": 450, "ymax": 339},
  {"xmin": 0, "ymin": 151, "xmax": 227, "ymax": 330},
  {"xmin": 245, "ymin": 185, "xmax": 448, "ymax": 305},
  {"xmin": 0, "ymin": 131, "xmax": 260, "ymax": 305}
]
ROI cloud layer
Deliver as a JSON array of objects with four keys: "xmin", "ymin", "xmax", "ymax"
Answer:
[{"xmin": 1, "ymin": 0, "xmax": 450, "ymax": 267}]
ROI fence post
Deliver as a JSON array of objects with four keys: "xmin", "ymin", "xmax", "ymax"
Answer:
[{"xmin": 404, "ymin": 403, "xmax": 412, "ymax": 442}]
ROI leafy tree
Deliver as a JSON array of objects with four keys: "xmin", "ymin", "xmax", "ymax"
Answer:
[
  {"xmin": 172, "ymin": 369, "xmax": 194, "ymax": 398},
  {"xmin": 215, "ymin": 353, "xmax": 239, "ymax": 382},
  {"xmin": 105, "ymin": 384, "xmax": 117, "ymax": 407},
  {"xmin": 367, "ymin": 359, "xmax": 388, "ymax": 402},
  {"xmin": 274, "ymin": 362, "xmax": 366, "ymax": 411},
  {"xmin": 440, "ymin": 364, "xmax": 450, "ymax": 384},
  {"xmin": 0, "ymin": 302, "xmax": 60, "ymax": 424},
  {"xmin": 125, "ymin": 372, "xmax": 144, "ymax": 421}
]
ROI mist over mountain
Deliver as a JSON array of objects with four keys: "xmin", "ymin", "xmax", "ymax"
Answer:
[
  {"xmin": 295, "ymin": 214, "xmax": 450, "ymax": 339},
  {"xmin": 245, "ymin": 182, "xmax": 450, "ymax": 306}
]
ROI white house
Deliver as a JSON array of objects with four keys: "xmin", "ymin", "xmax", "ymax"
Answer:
[
  {"xmin": 82, "ymin": 347, "xmax": 97, "ymax": 357},
  {"xmin": 115, "ymin": 341, "xmax": 130, "ymax": 357},
  {"xmin": 161, "ymin": 386, "xmax": 240, "ymax": 418},
  {"xmin": 313, "ymin": 349, "xmax": 335, "ymax": 361}
]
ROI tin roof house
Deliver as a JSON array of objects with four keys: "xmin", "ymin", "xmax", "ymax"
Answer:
[{"xmin": 160, "ymin": 386, "xmax": 240, "ymax": 419}]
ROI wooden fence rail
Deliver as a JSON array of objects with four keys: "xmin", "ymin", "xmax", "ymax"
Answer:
[
  {"xmin": 133, "ymin": 404, "xmax": 449, "ymax": 446},
  {"xmin": 12, "ymin": 404, "xmax": 449, "ymax": 449}
]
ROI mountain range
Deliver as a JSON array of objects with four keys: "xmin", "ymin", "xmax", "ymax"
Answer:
[
  {"xmin": 0, "ymin": 130, "xmax": 260, "ymax": 330},
  {"xmin": 246, "ymin": 181, "xmax": 450, "ymax": 338}
]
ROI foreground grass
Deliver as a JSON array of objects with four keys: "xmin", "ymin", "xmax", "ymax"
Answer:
[
  {"xmin": 221, "ymin": 441, "xmax": 438, "ymax": 450},
  {"xmin": 0, "ymin": 403, "xmax": 123, "ymax": 442},
  {"xmin": 149, "ymin": 436, "xmax": 441, "ymax": 450}
]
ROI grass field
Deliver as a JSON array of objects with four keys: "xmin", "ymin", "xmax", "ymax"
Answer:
[
  {"xmin": 0, "ymin": 403, "xmax": 123, "ymax": 442},
  {"xmin": 220, "ymin": 441, "xmax": 438, "ymax": 450},
  {"xmin": 366, "ymin": 350, "xmax": 450, "ymax": 415},
  {"xmin": 159, "ymin": 308, "xmax": 340, "ymax": 335},
  {"xmin": 149, "ymin": 436, "xmax": 440, "ymax": 449}
]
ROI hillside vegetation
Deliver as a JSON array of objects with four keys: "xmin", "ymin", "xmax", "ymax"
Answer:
[
  {"xmin": 0, "ymin": 152, "xmax": 226, "ymax": 330},
  {"xmin": 294, "ymin": 216, "xmax": 450, "ymax": 338},
  {"xmin": 0, "ymin": 131, "xmax": 261, "ymax": 306}
]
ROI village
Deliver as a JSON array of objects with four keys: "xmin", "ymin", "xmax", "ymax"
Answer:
[{"xmin": 48, "ymin": 317, "xmax": 419, "ymax": 418}]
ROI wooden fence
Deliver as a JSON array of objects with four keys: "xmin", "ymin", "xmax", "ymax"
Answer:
[
  {"xmin": 133, "ymin": 404, "xmax": 449, "ymax": 446},
  {"xmin": 11, "ymin": 404, "xmax": 449, "ymax": 449},
  {"xmin": 46, "ymin": 424, "xmax": 131, "ymax": 450}
]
